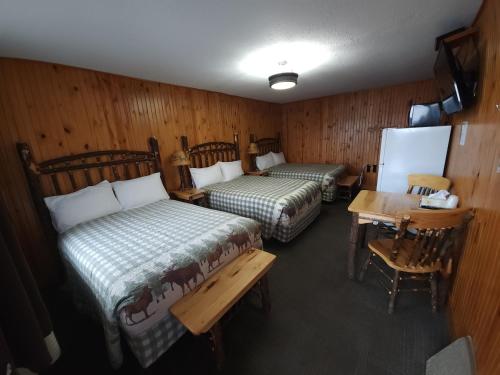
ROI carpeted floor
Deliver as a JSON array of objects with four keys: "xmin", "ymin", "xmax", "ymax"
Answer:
[{"xmin": 46, "ymin": 201, "xmax": 449, "ymax": 375}]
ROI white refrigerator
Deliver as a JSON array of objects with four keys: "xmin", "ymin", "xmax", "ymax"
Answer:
[{"xmin": 376, "ymin": 126, "xmax": 451, "ymax": 193}]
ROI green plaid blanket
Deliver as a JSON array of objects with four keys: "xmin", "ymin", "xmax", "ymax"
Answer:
[
  {"xmin": 59, "ymin": 199, "xmax": 261, "ymax": 368},
  {"xmin": 203, "ymin": 175, "xmax": 321, "ymax": 241},
  {"xmin": 266, "ymin": 163, "xmax": 346, "ymax": 201}
]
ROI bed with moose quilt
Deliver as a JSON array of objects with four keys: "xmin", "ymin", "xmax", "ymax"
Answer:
[
  {"xmin": 58, "ymin": 199, "xmax": 262, "ymax": 369},
  {"xmin": 264, "ymin": 163, "xmax": 346, "ymax": 202},
  {"xmin": 202, "ymin": 175, "xmax": 322, "ymax": 242}
]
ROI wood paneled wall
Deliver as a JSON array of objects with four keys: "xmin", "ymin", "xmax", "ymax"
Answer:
[
  {"xmin": 446, "ymin": 0, "xmax": 500, "ymax": 373},
  {"xmin": 0, "ymin": 58, "xmax": 281, "ymax": 287},
  {"xmin": 1, "ymin": 7, "xmax": 498, "ymax": 370},
  {"xmin": 280, "ymin": 80, "xmax": 439, "ymax": 188}
]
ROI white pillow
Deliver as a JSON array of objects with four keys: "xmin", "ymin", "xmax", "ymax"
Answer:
[
  {"xmin": 218, "ymin": 160, "xmax": 244, "ymax": 182},
  {"xmin": 189, "ymin": 163, "xmax": 224, "ymax": 188},
  {"xmin": 44, "ymin": 180, "xmax": 122, "ymax": 233},
  {"xmin": 271, "ymin": 152, "xmax": 286, "ymax": 165},
  {"xmin": 256, "ymin": 152, "xmax": 276, "ymax": 170},
  {"xmin": 112, "ymin": 172, "xmax": 169, "ymax": 210}
]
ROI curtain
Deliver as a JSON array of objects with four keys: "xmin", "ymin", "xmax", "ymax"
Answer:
[{"xmin": 0, "ymin": 200, "xmax": 60, "ymax": 375}]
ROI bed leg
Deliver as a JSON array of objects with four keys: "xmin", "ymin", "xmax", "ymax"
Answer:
[{"xmin": 208, "ymin": 322, "xmax": 225, "ymax": 370}]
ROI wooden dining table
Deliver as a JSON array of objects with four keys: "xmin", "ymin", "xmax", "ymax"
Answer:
[{"xmin": 346, "ymin": 190, "xmax": 421, "ymax": 279}]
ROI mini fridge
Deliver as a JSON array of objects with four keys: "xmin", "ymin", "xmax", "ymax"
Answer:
[{"xmin": 376, "ymin": 126, "xmax": 452, "ymax": 193}]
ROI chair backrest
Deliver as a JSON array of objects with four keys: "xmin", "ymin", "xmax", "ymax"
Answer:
[
  {"xmin": 392, "ymin": 208, "xmax": 473, "ymax": 268},
  {"xmin": 407, "ymin": 174, "xmax": 451, "ymax": 195}
]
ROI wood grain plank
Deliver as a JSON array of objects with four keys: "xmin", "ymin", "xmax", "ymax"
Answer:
[{"xmin": 170, "ymin": 249, "xmax": 276, "ymax": 335}]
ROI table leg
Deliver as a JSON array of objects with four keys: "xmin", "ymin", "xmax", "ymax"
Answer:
[
  {"xmin": 259, "ymin": 274, "xmax": 271, "ymax": 315},
  {"xmin": 348, "ymin": 213, "xmax": 366, "ymax": 279},
  {"xmin": 208, "ymin": 322, "xmax": 225, "ymax": 370}
]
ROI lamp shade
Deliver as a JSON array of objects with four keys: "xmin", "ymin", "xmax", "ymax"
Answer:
[
  {"xmin": 247, "ymin": 143, "xmax": 259, "ymax": 155},
  {"xmin": 170, "ymin": 150, "xmax": 190, "ymax": 166}
]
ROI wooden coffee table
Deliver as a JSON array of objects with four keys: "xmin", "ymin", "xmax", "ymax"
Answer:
[{"xmin": 170, "ymin": 248, "xmax": 276, "ymax": 369}]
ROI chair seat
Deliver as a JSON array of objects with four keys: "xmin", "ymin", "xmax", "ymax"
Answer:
[{"xmin": 368, "ymin": 239, "xmax": 441, "ymax": 273}]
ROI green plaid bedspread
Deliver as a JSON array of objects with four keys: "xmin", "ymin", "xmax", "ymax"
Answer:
[
  {"xmin": 266, "ymin": 163, "xmax": 346, "ymax": 202},
  {"xmin": 203, "ymin": 176, "xmax": 321, "ymax": 241},
  {"xmin": 58, "ymin": 199, "xmax": 262, "ymax": 368}
]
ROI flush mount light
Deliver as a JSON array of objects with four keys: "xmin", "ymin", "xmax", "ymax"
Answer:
[{"xmin": 269, "ymin": 72, "xmax": 298, "ymax": 90}]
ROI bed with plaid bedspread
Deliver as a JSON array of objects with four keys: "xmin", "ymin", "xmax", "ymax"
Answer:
[
  {"xmin": 58, "ymin": 199, "xmax": 262, "ymax": 369},
  {"xmin": 203, "ymin": 175, "xmax": 322, "ymax": 242},
  {"xmin": 264, "ymin": 163, "xmax": 346, "ymax": 202}
]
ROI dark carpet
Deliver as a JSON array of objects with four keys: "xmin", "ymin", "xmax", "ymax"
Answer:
[{"xmin": 45, "ymin": 201, "xmax": 449, "ymax": 375}]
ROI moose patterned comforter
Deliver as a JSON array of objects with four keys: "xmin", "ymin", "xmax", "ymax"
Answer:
[
  {"xmin": 58, "ymin": 199, "xmax": 262, "ymax": 369},
  {"xmin": 265, "ymin": 163, "xmax": 346, "ymax": 202},
  {"xmin": 202, "ymin": 175, "xmax": 322, "ymax": 242}
]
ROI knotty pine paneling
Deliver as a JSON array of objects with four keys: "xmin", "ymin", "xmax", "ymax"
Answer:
[
  {"xmin": 281, "ymin": 80, "xmax": 439, "ymax": 189},
  {"xmin": 0, "ymin": 58, "xmax": 281, "ymax": 287},
  {"xmin": 446, "ymin": 0, "xmax": 500, "ymax": 373}
]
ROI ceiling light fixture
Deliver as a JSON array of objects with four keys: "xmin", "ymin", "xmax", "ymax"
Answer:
[
  {"xmin": 269, "ymin": 72, "xmax": 298, "ymax": 90},
  {"xmin": 239, "ymin": 41, "xmax": 330, "ymax": 78}
]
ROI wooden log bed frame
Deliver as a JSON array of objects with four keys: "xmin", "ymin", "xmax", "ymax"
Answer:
[
  {"xmin": 15, "ymin": 136, "xmax": 272, "ymax": 369},
  {"xmin": 16, "ymin": 137, "xmax": 163, "ymax": 245}
]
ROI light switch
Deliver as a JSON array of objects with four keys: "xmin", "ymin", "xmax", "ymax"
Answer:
[{"xmin": 459, "ymin": 122, "xmax": 468, "ymax": 146}]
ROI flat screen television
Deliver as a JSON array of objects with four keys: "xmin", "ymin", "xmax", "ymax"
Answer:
[
  {"xmin": 433, "ymin": 37, "xmax": 479, "ymax": 115},
  {"xmin": 408, "ymin": 102, "xmax": 441, "ymax": 127}
]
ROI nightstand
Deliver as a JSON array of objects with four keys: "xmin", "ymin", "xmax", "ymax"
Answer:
[
  {"xmin": 336, "ymin": 175, "xmax": 359, "ymax": 201},
  {"xmin": 170, "ymin": 188, "xmax": 206, "ymax": 205},
  {"xmin": 245, "ymin": 170, "xmax": 269, "ymax": 176}
]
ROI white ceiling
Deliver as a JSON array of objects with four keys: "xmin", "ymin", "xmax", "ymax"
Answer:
[{"xmin": 0, "ymin": 0, "xmax": 481, "ymax": 103}]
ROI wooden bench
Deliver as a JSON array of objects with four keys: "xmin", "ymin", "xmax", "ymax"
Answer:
[{"xmin": 170, "ymin": 248, "xmax": 276, "ymax": 369}]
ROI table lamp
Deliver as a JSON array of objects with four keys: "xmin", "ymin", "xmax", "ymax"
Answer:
[
  {"xmin": 247, "ymin": 143, "xmax": 259, "ymax": 171},
  {"xmin": 170, "ymin": 150, "xmax": 190, "ymax": 190}
]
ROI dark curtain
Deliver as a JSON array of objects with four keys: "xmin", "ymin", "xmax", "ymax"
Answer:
[
  {"xmin": 0, "ymin": 199, "xmax": 58, "ymax": 374},
  {"xmin": 0, "ymin": 327, "xmax": 16, "ymax": 375}
]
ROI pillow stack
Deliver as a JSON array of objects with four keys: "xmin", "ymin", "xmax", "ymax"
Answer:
[
  {"xmin": 271, "ymin": 151, "xmax": 286, "ymax": 165},
  {"xmin": 189, "ymin": 160, "xmax": 244, "ymax": 188},
  {"xmin": 112, "ymin": 172, "xmax": 169, "ymax": 210},
  {"xmin": 44, "ymin": 180, "xmax": 122, "ymax": 233},
  {"xmin": 44, "ymin": 172, "xmax": 169, "ymax": 233},
  {"xmin": 256, "ymin": 151, "xmax": 286, "ymax": 170}
]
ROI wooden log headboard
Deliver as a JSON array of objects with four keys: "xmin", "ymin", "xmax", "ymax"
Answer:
[
  {"xmin": 17, "ymin": 137, "xmax": 163, "ymax": 238},
  {"xmin": 250, "ymin": 132, "xmax": 281, "ymax": 156},
  {"xmin": 248, "ymin": 133, "xmax": 281, "ymax": 171},
  {"xmin": 180, "ymin": 133, "xmax": 240, "ymax": 187}
]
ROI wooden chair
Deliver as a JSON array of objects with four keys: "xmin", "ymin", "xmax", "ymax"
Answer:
[
  {"xmin": 378, "ymin": 174, "xmax": 452, "ymax": 238},
  {"xmin": 407, "ymin": 174, "xmax": 451, "ymax": 195},
  {"xmin": 360, "ymin": 208, "xmax": 472, "ymax": 314}
]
